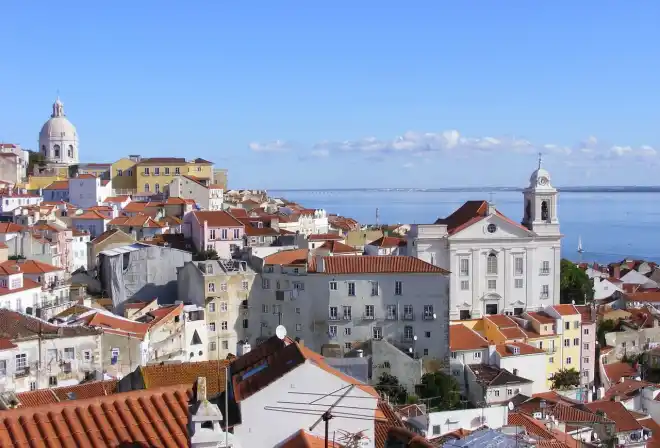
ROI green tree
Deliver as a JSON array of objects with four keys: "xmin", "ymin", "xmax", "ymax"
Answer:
[
  {"xmin": 375, "ymin": 373, "xmax": 407, "ymax": 405},
  {"xmin": 27, "ymin": 151, "xmax": 46, "ymax": 174},
  {"xmin": 597, "ymin": 319, "xmax": 617, "ymax": 347},
  {"xmin": 560, "ymin": 259, "xmax": 594, "ymax": 304},
  {"xmin": 8, "ymin": 255, "xmax": 25, "ymax": 261},
  {"xmin": 418, "ymin": 371, "xmax": 461, "ymax": 411},
  {"xmin": 193, "ymin": 249, "xmax": 219, "ymax": 261},
  {"xmin": 550, "ymin": 368, "xmax": 580, "ymax": 390}
]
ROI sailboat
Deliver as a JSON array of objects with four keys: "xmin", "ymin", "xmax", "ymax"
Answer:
[{"xmin": 577, "ymin": 236, "xmax": 584, "ymax": 254}]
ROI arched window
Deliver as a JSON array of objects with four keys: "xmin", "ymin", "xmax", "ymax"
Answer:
[
  {"xmin": 487, "ymin": 252, "xmax": 498, "ymax": 275},
  {"xmin": 144, "ymin": 183, "xmax": 150, "ymax": 192},
  {"xmin": 541, "ymin": 201, "xmax": 549, "ymax": 222},
  {"xmin": 53, "ymin": 144, "xmax": 60, "ymax": 158},
  {"xmin": 67, "ymin": 145, "xmax": 73, "ymax": 158},
  {"xmin": 155, "ymin": 183, "xmax": 160, "ymax": 193},
  {"xmin": 41, "ymin": 145, "xmax": 46, "ymax": 154}
]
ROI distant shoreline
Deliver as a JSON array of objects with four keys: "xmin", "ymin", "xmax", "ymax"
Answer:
[{"xmin": 268, "ymin": 186, "xmax": 660, "ymax": 193}]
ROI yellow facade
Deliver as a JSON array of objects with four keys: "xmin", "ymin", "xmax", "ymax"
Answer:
[
  {"xmin": 78, "ymin": 166, "xmax": 110, "ymax": 178},
  {"xmin": 111, "ymin": 158, "xmax": 138, "ymax": 193},
  {"xmin": 556, "ymin": 312, "xmax": 582, "ymax": 385},
  {"xmin": 135, "ymin": 159, "xmax": 213, "ymax": 195},
  {"xmin": 27, "ymin": 175, "xmax": 65, "ymax": 189}
]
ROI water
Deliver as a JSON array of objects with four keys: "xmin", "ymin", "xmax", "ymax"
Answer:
[{"xmin": 269, "ymin": 189, "xmax": 660, "ymax": 264}]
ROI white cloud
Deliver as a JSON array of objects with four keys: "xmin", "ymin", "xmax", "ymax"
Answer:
[
  {"xmin": 248, "ymin": 140, "xmax": 292, "ymax": 152},
  {"xmin": 250, "ymin": 130, "xmax": 657, "ymax": 163}
]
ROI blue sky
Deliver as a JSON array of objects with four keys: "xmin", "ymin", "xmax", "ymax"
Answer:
[{"xmin": 1, "ymin": 2, "xmax": 659, "ymax": 189}]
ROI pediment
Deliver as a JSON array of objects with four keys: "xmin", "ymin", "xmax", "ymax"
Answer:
[
  {"xmin": 456, "ymin": 301, "xmax": 472, "ymax": 308},
  {"xmin": 509, "ymin": 300, "xmax": 525, "ymax": 306},
  {"xmin": 449, "ymin": 213, "xmax": 533, "ymax": 240},
  {"xmin": 481, "ymin": 293, "xmax": 502, "ymax": 302}
]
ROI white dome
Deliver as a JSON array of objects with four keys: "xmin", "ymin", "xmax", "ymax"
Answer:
[
  {"xmin": 529, "ymin": 167, "xmax": 550, "ymax": 184},
  {"xmin": 40, "ymin": 116, "xmax": 77, "ymax": 140}
]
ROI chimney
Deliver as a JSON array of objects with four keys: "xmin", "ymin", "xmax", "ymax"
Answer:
[
  {"xmin": 612, "ymin": 265, "xmax": 621, "ymax": 279},
  {"xmin": 195, "ymin": 376, "xmax": 207, "ymax": 402}
]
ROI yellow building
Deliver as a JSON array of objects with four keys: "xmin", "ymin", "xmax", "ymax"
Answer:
[
  {"xmin": 78, "ymin": 163, "xmax": 111, "ymax": 179},
  {"xmin": 522, "ymin": 311, "xmax": 563, "ymax": 389},
  {"xmin": 111, "ymin": 157, "xmax": 139, "ymax": 194},
  {"xmin": 546, "ymin": 305, "xmax": 583, "ymax": 384},
  {"xmin": 135, "ymin": 157, "xmax": 213, "ymax": 195}
]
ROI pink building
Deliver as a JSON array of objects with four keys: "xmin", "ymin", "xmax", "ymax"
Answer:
[
  {"xmin": 184, "ymin": 210, "xmax": 245, "ymax": 258},
  {"xmin": 32, "ymin": 223, "xmax": 74, "ymax": 273}
]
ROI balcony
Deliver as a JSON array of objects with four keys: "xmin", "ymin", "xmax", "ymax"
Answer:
[
  {"xmin": 362, "ymin": 314, "xmax": 375, "ymax": 321},
  {"xmin": 328, "ymin": 316, "xmax": 340, "ymax": 321},
  {"xmin": 402, "ymin": 335, "xmax": 414, "ymax": 343},
  {"xmin": 14, "ymin": 367, "xmax": 29, "ymax": 378},
  {"xmin": 342, "ymin": 315, "xmax": 352, "ymax": 321},
  {"xmin": 539, "ymin": 269, "xmax": 550, "ymax": 276},
  {"xmin": 544, "ymin": 347, "xmax": 557, "ymax": 354},
  {"xmin": 386, "ymin": 314, "xmax": 398, "ymax": 321},
  {"xmin": 540, "ymin": 293, "xmax": 549, "ymax": 299},
  {"xmin": 143, "ymin": 172, "xmax": 150, "ymax": 176},
  {"xmin": 402, "ymin": 313, "xmax": 415, "ymax": 321},
  {"xmin": 423, "ymin": 313, "xmax": 436, "ymax": 321}
]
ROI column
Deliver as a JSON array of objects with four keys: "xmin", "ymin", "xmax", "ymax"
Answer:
[
  {"xmin": 472, "ymin": 249, "xmax": 480, "ymax": 317},
  {"xmin": 502, "ymin": 248, "xmax": 509, "ymax": 311},
  {"xmin": 553, "ymin": 246, "xmax": 561, "ymax": 305},
  {"xmin": 526, "ymin": 247, "xmax": 534, "ymax": 309}
]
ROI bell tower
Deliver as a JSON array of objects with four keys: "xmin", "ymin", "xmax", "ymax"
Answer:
[{"xmin": 522, "ymin": 154, "xmax": 560, "ymax": 236}]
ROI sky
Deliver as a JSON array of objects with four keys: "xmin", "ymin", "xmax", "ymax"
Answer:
[{"xmin": 1, "ymin": 2, "xmax": 659, "ymax": 189}]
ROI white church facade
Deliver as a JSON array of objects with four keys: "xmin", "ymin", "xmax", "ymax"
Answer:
[
  {"xmin": 407, "ymin": 160, "xmax": 562, "ymax": 320},
  {"xmin": 39, "ymin": 98, "xmax": 79, "ymax": 166}
]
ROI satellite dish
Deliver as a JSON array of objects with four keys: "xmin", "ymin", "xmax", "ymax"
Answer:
[
  {"xmin": 508, "ymin": 401, "xmax": 514, "ymax": 411},
  {"xmin": 275, "ymin": 325, "xmax": 287, "ymax": 340}
]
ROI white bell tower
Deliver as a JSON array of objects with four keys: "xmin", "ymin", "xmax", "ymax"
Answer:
[{"xmin": 522, "ymin": 154, "xmax": 560, "ymax": 236}]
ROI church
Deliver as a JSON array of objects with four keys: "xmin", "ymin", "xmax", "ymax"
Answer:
[
  {"xmin": 39, "ymin": 97, "xmax": 79, "ymax": 167},
  {"xmin": 407, "ymin": 159, "xmax": 562, "ymax": 320}
]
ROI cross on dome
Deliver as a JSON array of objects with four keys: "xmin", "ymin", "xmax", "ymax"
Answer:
[{"xmin": 52, "ymin": 97, "xmax": 65, "ymax": 118}]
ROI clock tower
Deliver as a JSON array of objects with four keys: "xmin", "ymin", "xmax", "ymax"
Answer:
[{"xmin": 522, "ymin": 154, "xmax": 560, "ymax": 236}]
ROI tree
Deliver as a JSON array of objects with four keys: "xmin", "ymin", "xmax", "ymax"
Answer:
[
  {"xmin": 550, "ymin": 368, "xmax": 580, "ymax": 390},
  {"xmin": 375, "ymin": 373, "xmax": 407, "ymax": 405},
  {"xmin": 560, "ymin": 259, "xmax": 593, "ymax": 304},
  {"xmin": 597, "ymin": 319, "xmax": 617, "ymax": 347},
  {"xmin": 8, "ymin": 255, "xmax": 25, "ymax": 261},
  {"xmin": 27, "ymin": 150, "xmax": 46, "ymax": 174},
  {"xmin": 193, "ymin": 249, "xmax": 219, "ymax": 261},
  {"xmin": 418, "ymin": 371, "xmax": 461, "ymax": 411}
]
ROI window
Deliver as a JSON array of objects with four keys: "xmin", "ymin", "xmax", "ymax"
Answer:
[
  {"xmin": 573, "ymin": 338, "xmax": 579, "ymax": 346},
  {"xmin": 583, "ymin": 369, "xmax": 589, "ymax": 377},
  {"xmin": 514, "ymin": 278, "xmax": 523, "ymax": 289},
  {"xmin": 507, "ymin": 388, "xmax": 513, "ymax": 396},
  {"xmin": 15, "ymin": 354, "xmax": 26, "ymax": 370},
  {"xmin": 220, "ymin": 302, "xmax": 227, "ymax": 312},
  {"xmin": 474, "ymin": 352, "xmax": 481, "ymax": 359},
  {"xmin": 209, "ymin": 303, "xmax": 216, "ymax": 312},
  {"xmin": 451, "ymin": 352, "xmax": 457, "ymax": 359},
  {"xmin": 242, "ymin": 280, "xmax": 249, "ymax": 290},
  {"xmin": 485, "ymin": 304, "xmax": 498, "ymax": 315},
  {"xmin": 221, "ymin": 321, "xmax": 228, "ymax": 330},
  {"xmin": 154, "ymin": 167, "xmax": 160, "ymax": 175},
  {"xmin": 295, "ymin": 307, "xmax": 301, "ymax": 314},
  {"xmin": 460, "ymin": 280, "xmax": 469, "ymax": 290},
  {"xmin": 222, "ymin": 340, "xmax": 229, "ymax": 349},
  {"xmin": 144, "ymin": 167, "xmax": 150, "ymax": 175},
  {"xmin": 155, "ymin": 183, "xmax": 160, "ymax": 193},
  {"xmin": 564, "ymin": 339, "xmax": 570, "ymax": 347},
  {"xmin": 144, "ymin": 183, "xmax": 150, "ymax": 192},
  {"xmin": 513, "ymin": 368, "xmax": 518, "ymax": 376},
  {"xmin": 583, "ymin": 343, "xmax": 589, "ymax": 350},
  {"xmin": 371, "ymin": 281, "xmax": 379, "ymax": 296},
  {"xmin": 514, "ymin": 307, "xmax": 523, "ymax": 316},
  {"xmin": 262, "ymin": 304, "xmax": 269, "ymax": 313},
  {"xmin": 209, "ymin": 341, "xmax": 217, "ymax": 351},
  {"xmin": 395, "ymin": 281, "xmax": 402, "ymax": 295},
  {"xmin": 329, "ymin": 325, "xmax": 337, "ymax": 337},
  {"xmin": 343, "ymin": 306, "xmax": 352, "ymax": 320},
  {"xmin": 514, "ymin": 257, "xmax": 524, "ymax": 275},
  {"xmin": 487, "ymin": 279, "xmax": 497, "ymax": 290},
  {"xmin": 29, "ymin": 382, "xmax": 36, "ymax": 391},
  {"xmin": 460, "ymin": 258, "xmax": 469, "ymax": 276},
  {"xmin": 117, "ymin": 169, "xmax": 123, "ymax": 176},
  {"xmin": 344, "ymin": 342, "xmax": 351, "ymax": 349},
  {"xmin": 403, "ymin": 305, "xmax": 413, "ymax": 319},
  {"xmin": 565, "ymin": 322, "xmax": 570, "ymax": 330},
  {"xmin": 364, "ymin": 305, "xmax": 374, "ymax": 318},
  {"xmin": 387, "ymin": 305, "xmax": 396, "ymax": 320},
  {"xmin": 262, "ymin": 278, "xmax": 270, "ymax": 289},
  {"xmin": 295, "ymin": 324, "xmax": 302, "ymax": 331},
  {"xmin": 127, "ymin": 169, "xmax": 132, "ymax": 176},
  {"xmin": 64, "ymin": 348, "xmax": 74, "ymax": 360},
  {"xmin": 345, "ymin": 327, "xmax": 351, "ymax": 336},
  {"xmin": 0, "ymin": 360, "xmax": 5, "ymax": 375},
  {"xmin": 221, "ymin": 229, "xmax": 228, "ymax": 239},
  {"xmin": 425, "ymin": 331, "xmax": 431, "ymax": 338},
  {"xmin": 494, "ymin": 390, "xmax": 500, "ymax": 397},
  {"xmin": 175, "ymin": 167, "xmax": 180, "ymax": 175},
  {"xmin": 566, "ymin": 357, "xmax": 572, "ymax": 365},
  {"xmin": 221, "ymin": 283, "xmax": 227, "ymax": 292},
  {"xmin": 208, "ymin": 282, "xmax": 215, "ymax": 293},
  {"xmin": 293, "ymin": 281, "xmax": 304, "ymax": 290},
  {"xmin": 373, "ymin": 326, "xmax": 382, "ymax": 340},
  {"xmin": 165, "ymin": 167, "xmax": 170, "ymax": 175},
  {"xmin": 348, "ymin": 282, "xmax": 355, "ymax": 296},
  {"xmin": 209, "ymin": 322, "xmax": 216, "ymax": 331},
  {"xmin": 423, "ymin": 305, "xmax": 434, "ymax": 319},
  {"xmin": 433, "ymin": 425, "xmax": 441, "ymax": 435},
  {"xmin": 404, "ymin": 326, "xmax": 413, "ymax": 340},
  {"xmin": 487, "ymin": 253, "xmax": 498, "ymax": 275},
  {"xmin": 233, "ymin": 229, "xmax": 240, "ymax": 239},
  {"xmin": 329, "ymin": 281, "xmax": 337, "ymax": 290},
  {"xmin": 329, "ymin": 307, "xmax": 338, "ymax": 320},
  {"xmin": 209, "ymin": 229, "xmax": 216, "ymax": 240},
  {"xmin": 541, "ymin": 284, "xmax": 549, "ymax": 298},
  {"xmin": 584, "ymin": 328, "xmax": 590, "ymax": 335},
  {"xmin": 49, "ymin": 376, "xmax": 58, "ymax": 387},
  {"xmin": 549, "ymin": 357, "xmax": 554, "ymax": 363},
  {"xmin": 584, "ymin": 357, "xmax": 590, "ymax": 364}
]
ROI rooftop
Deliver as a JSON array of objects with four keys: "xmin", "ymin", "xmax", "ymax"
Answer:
[
  {"xmin": 313, "ymin": 256, "xmax": 449, "ymax": 275},
  {"xmin": 449, "ymin": 324, "xmax": 489, "ymax": 352},
  {"xmin": 584, "ymin": 400, "xmax": 642, "ymax": 433},
  {"xmin": 469, "ymin": 365, "xmax": 532, "ymax": 387}
]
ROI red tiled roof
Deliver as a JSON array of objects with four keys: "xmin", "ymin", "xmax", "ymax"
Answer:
[
  {"xmin": 228, "ymin": 208, "xmax": 249, "ymax": 218},
  {"xmin": 104, "ymin": 196, "xmax": 130, "ymax": 203},
  {"xmin": 109, "ymin": 214, "xmax": 164, "ymax": 228},
  {"xmin": 603, "ymin": 362, "xmax": 639, "ymax": 384},
  {"xmin": 308, "ymin": 233, "xmax": 343, "ymax": 241},
  {"xmin": 0, "ymin": 222, "xmax": 24, "ymax": 233},
  {"xmin": 0, "ymin": 338, "xmax": 17, "ymax": 350},
  {"xmin": 15, "ymin": 380, "xmax": 119, "ymax": 407},
  {"xmin": 318, "ymin": 240, "xmax": 359, "ymax": 254},
  {"xmin": 138, "ymin": 157, "xmax": 186, "ymax": 164},
  {"xmin": 368, "ymin": 236, "xmax": 406, "ymax": 248},
  {"xmin": 0, "ymin": 385, "xmax": 192, "ymax": 447},
  {"xmin": 122, "ymin": 202, "xmax": 149, "ymax": 213},
  {"xmin": 314, "ymin": 256, "xmax": 449, "ymax": 275},
  {"xmin": 0, "ymin": 259, "xmax": 62, "ymax": 275},
  {"xmin": 485, "ymin": 314, "xmax": 519, "ymax": 327},
  {"xmin": 0, "ymin": 278, "xmax": 42, "ymax": 297},
  {"xmin": 450, "ymin": 324, "xmax": 489, "ymax": 351},
  {"xmin": 526, "ymin": 311, "xmax": 556, "ymax": 325},
  {"xmin": 280, "ymin": 429, "xmax": 342, "ymax": 447},
  {"xmin": 139, "ymin": 360, "xmax": 230, "ymax": 397},
  {"xmin": 435, "ymin": 200, "xmax": 531, "ymax": 236},
  {"xmin": 43, "ymin": 180, "xmax": 69, "ymax": 190},
  {"xmin": 603, "ymin": 379, "xmax": 654, "ymax": 400},
  {"xmin": 584, "ymin": 400, "xmax": 643, "ymax": 432},
  {"xmin": 495, "ymin": 342, "xmax": 545, "ymax": 357},
  {"xmin": 191, "ymin": 210, "xmax": 244, "ymax": 227},
  {"xmin": 263, "ymin": 249, "xmax": 309, "ymax": 266},
  {"xmin": 145, "ymin": 304, "xmax": 183, "ymax": 328},
  {"xmin": 508, "ymin": 412, "xmax": 555, "ymax": 439},
  {"xmin": 625, "ymin": 291, "xmax": 660, "ymax": 303},
  {"xmin": 375, "ymin": 401, "xmax": 405, "ymax": 448},
  {"xmin": 81, "ymin": 312, "xmax": 151, "ymax": 339},
  {"xmin": 552, "ymin": 304, "xmax": 580, "ymax": 316},
  {"xmin": 73, "ymin": 210, "xmax": 108, "ymax": 220}
]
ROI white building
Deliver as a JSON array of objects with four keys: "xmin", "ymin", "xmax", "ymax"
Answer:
[
  {"xmin": 0, "ymin": 263, "xmax": 42, "ymax": 314},
  {"xmin": 408, "ymin": 160, "xmax": 562, "ymax": 320},
  {"xmin": 278, "ymin": 209, "xmax": 330, "ymax": 235},
  {"xmin": 0, "ymin": 259, "xmax": 71, "ymax": 310},
  {"xmin": 169, "ymin": 175, "xmax": 223, "ymax": 211},
  {"xmin": 68, "ymin": 174, "xmax": 112, "ymax": 209},
  {"xmin": 593, "ymin": 277, "xmax": 623, "ymax": 301},
  {"xmin": 253, "ymin": 250, "xmax": 451, "ymax": 362},
  {"xmin": 71, "ymin": 210, "xmax": 109, "ymax": 238},
  {"xmin": 0, "ymin": 143, "xmax": 29, "ymax": 184},
  {"xmin": 72, "ymin": 230, "xmax": 90, "ymax": 271},
  {"xmin": 209, "ymin": 184, "xmax": 223, "ymax": 211},
  {"xmin": 0, "ymin": 189, "xmax": 42, "ymax": 214},
  {"xmin": 407, "ymin": 406, "xmax": 509, "ymax": 439},
  {"xmin": 39, "ymin": 98, "xmax": 79, "ymax": 166}
]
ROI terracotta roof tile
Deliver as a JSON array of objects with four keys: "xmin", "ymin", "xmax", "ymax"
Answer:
[
  {"xmin": 584, "ymin": 400, "xmax": 642, "ymax": 432},
  {"xmin": 551, "ymin": 304, "xmax": 580, "ymax": 316},
  {"xmin": 526, "ymin": 311, "xmax": 556, "ymax": 324},
  {"xmin": 15, "ymin": 380, "xmax": 119, "ymax": 408},
  {"xmin": 0, "ymin": 278, "xmax": 42, "ymax": 297},
  {"xmin": 227, "ymin": 208, "xmax": 249, "ymax": 218},
  {"xmin": 495, "ymin": 342, "xmax": 545, "ymax": 357},
  {"xmin": 625, "ymin": 291, "xmax": 660, "ymax": 303},
  {"xmin": 0, "ymin": 338, "xmax": 17, "ymax": 350},
  {"xmin": 280, "ymin": 429, "xmax": 342, "ymax": 447},
  {"xmin": 0, "ymin": 259, "xmax": 62, "ymax": 275},
  {"xmin": 122, "ymin": 201, "xmax": 149, "ymax": 213},
  {"xmin": 435, "ymin": 200, "xmax": 532, "ymax": 236},
  {"xmin": 375, "ymin": 401, "xmax": 405, "ymax": 448},
  {"xmin": 263, "ymin": 249, "xmax": 309, "ymax": 266},
  {"xmin": 450, "ymin": 324, "xmax": 489, "ymax": 351},
  {"xmin": 73, "ymin": 210, "xmax": 108, "ymax": 220},
  {"xmin": 318, "ymin": 240, "xmax": 359, "ymax": 254},
  {"xmin": 308, "ymin": 233, "xmax": 343, "ymax": 241},
  {"xmin": 485, "ymin": 314, "xmax": 519, "ymax": 327},
  {"xmin": 603, "ymin": 362, "xmax": 639, "ymax": 384},
  {"xmin": 508, "ymin": 412, "xmax": 555, "ymax": 439},
  {"xmin": 0, "ymin": 309, "xmax": 100, "ymax": 340},
  {"xmin": 192, "ymin": 210, "xmax": 244, "ymax": 227},
  {"xmin": 80, "ymin": 312, "xmax": 151, "ymax": 339},
  {"xmin": 140, "ymin": 360, "xmax": 230, "ymax": 397},
  {"xmin": 367, "ymin": 236, "xmax": 406, "ymax": 248},
  {"xmin": 315, "ymin": 256, "xmax": 449, "ymax": 275},
  {"xmin": 0, "ymin": 222, "xmax": 24, "ymax": 233},
  {"xmin": 43, "ymin": 180, "xmax": 69, "ymax": 190}
]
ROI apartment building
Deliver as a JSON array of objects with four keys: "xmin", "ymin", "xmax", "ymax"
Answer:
[
  {"xmin": 252, "ymin": 250, "xmax": 451, "ymax": 362},
  {"xmin": 184, "ymin": 210, "xmax": 245, "ymax": 258},
  {"xmin": 177, "ymin": 259, "xmax": 256, "ymax": 360}
]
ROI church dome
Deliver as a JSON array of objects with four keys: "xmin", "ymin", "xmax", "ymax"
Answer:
[
  {"xmin": 39, "ymin": 99, "xmax": 77, "ymax": 140},
  {"xmin": 529, "ymin": 167, "xmax": 550, "ymax": 185}
]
